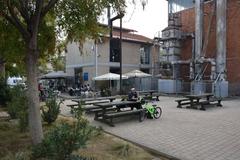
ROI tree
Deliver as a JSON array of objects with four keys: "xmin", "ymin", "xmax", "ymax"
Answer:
[{"xmin": 0, "ymin": 0, "xmax": 125, "ymax": 145}]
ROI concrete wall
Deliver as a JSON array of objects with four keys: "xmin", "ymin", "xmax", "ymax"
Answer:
[
  {"xmin": 178, "ymin": 0, "xmax": 240, "ymax": 94},
  {"xmin": 66, "ymin": 37, "xmax": 158, "ymax": 86},
  {"xmin": 66, "ymin": 40, "xmax": 95, "ymax": 70}
]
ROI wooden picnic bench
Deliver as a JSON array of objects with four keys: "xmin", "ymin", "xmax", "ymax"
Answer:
[
  {"xmin": 198, "ymin": 97, "xmax": 222, "ymax": 110},
  {"xmin": 142, "ymin": 95, "xmax": 160, "ymax": 101},
  {"xmin": 67, "ymin": 100, "xmax": 110, "ymax": 113},
  {"xmin": 176, "ymin": 93, "xmax": 223, "ymax": 110},
  {"xmin": 72, "ymin": 96, "xmax": 116, "ymax": 104},
  {"xmin": 93, "ymin": 101, "xmax": 143, "ymax": 126},
  {"xmin": 103, "ymin": 109, "xmax": 145, "ymax": 127},
  {"xmin": 175, "ymin": 98, "xmax": 198, "ymax": 108},
  {"xmin": 139, "ymin": 90, "xmax": 160, "ymax": 101},
  {"xmin": 66, "ymin": 104, "xmax": 79, "ymax": 113}
]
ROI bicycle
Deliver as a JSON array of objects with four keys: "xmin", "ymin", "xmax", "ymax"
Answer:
[{"xmin": 140, "ymin": 100, "xmax": 162, "ymax": 120}]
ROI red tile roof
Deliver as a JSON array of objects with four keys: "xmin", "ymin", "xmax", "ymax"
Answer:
[
  {"xmin": 111, "ymin": 30, "xmax": 153, "ymax": 44},
  {"xmin": 99, "ymin": 24, "xmax": 153, "ymax": 44}
]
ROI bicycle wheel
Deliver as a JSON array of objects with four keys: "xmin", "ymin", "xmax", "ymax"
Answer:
[{"xmin": 153, "ymin": 107, "xmax": 162, "ymax": 119}]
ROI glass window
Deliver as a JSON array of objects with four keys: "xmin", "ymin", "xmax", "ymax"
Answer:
[{"xmin": 140, "ymin": 46, "xmax": 150, "ymax": 64}]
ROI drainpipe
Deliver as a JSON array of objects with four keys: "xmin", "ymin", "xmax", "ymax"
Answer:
[{"xmin": 216, "ymin": 0, "xmax": 227, "ymax": 81}]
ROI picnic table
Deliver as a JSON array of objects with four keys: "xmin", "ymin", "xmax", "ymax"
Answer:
[
  {"xmin": 67, "ymin": 96, "xmax": 116, "ymax": 113},
  {"xmin": 72, "ymin": 96, "xmax": 116, "ymax": 104},
  {"xmin": 138, "ymin": 90, "xmax": 157, "ymax": 96},
  {"xmin": 176, "ymin": 93, "xmax": 222, "ymax": 110},
  {"xmin": 93, "ymin": 101, "xmax": 144, "ymax": 126},
  {"xmin": 138, "ymin": 90, "xmax": 160, "ymax": 101}
]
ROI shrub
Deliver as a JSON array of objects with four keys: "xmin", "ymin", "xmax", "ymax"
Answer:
[
  {"xmin": 32, "ymin": 119, "xmax": 95, "ymax": 160},
  {"xmin": 1, "ymin": 151, "xmax": 31, "ymax": 160},
  {"xmin": 41, "ymin": 92, "xmax": 63, "ymax": 124},
  {"xmin": 7, "ymin": 86, "xmax": 28, "ymax": 132},
  {"xmin": 0, "ymin": 78, "xmax": 11, "ymax": 106}
]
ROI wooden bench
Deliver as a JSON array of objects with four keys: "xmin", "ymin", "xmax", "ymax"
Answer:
[
  {"xmin": 67, "ymin": 100, "xmax": 110, "ymax": 113},
  {"xmin": 198, "ymin": 98, "xmax": 222, "ymax": 110},
  {"xmin": 175, "ymin": 98, "xmax": 194, "ymax": 108},
  {"xmin": 66, "ymin": 104, "xmax": 79, "ymax": 113},
  {"xmin": 80, "ymin": 100, "xmax": 110, "ymax": 107},
  {"xmin": 142, "ymin": 96, "xmax": 159, "ymax": 101},
  {"xmin": 93, "ymin": 107, "xmax": 118, "ymax": 120},
  {"xmin": 103, "ymin": 109, "xmax": 145, "ymax": 127}
]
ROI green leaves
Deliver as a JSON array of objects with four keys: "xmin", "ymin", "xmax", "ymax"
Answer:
[{"xmin": 55, "ymin": 0, "xmax": 126, "ymax": 43}]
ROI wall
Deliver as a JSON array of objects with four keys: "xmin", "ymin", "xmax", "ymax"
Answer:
[
  {"xmin": 65, "ymin": 37, "xmax": 158, "ymax": 87},
  {"xmin": 179, "ymin": 0, "xmax": 240, "ymax": 94},
  {"xmin": 65, "ymin": 39, "xmax": 95, "ymax": 70}
]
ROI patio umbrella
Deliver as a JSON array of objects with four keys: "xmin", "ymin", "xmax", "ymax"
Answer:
[
  {"xmin": 93, "ymin": 73, "xmax": 128, "ymax": 92},
  {"xmin": 123, "ymin": 70, "xmax": 152, "ymax": 90},
  {"xmin": 123, "ymin": 70, "xmax": 152, "ymax": 78},
  {"xmin": 39, "ymin": 71, "xmax": 72, "ymax": 79},
  {"xmin": 93, "ymin": 73, "xmax": 128, "ymax": 81}
]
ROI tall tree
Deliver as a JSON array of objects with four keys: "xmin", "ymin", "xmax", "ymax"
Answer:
[{"xmin": 0, "ymin": 0, "xmax": 125, "ymax": 145}]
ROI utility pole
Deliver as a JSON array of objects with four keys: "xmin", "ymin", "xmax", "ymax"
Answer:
[
  {"xmin": 108, "ymin": 6, "xmax": 124, "ymax": 94},
  {"xmin": 120, "ymin": 17, "xmax": 123, "ymax": 94}
]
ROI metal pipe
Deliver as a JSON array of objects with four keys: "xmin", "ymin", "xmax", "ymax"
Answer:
[
  {"xmin": 216, "ymin": 0, "xmax": 227, "ymax": 81},
  {"xmin": 120, "ymin": 17, "xmax": 123, "ymax": 94},
  {"xmin": 195, "ymin": 0, "xmax": 204, "ymax": 59},
  {"xmin": 95, "ymin": 41, "xmax": 98, "ymax": 77}
]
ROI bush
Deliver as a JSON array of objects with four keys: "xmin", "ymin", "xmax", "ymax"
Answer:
[
  {"xmin": 0, "ymin": 78, "xmax": 11, "ymax": 106},
  {"xmin": 32, "ymin": 119, "xmax": 95, "ymax": 160},
  {"xmin": 41, "ymin": 92, "xmax": 63, "ymax": 124},
  {"xmin": 1, "ymin": 151, "xmax": 31, "ymax": 160},
  {"xmin": 7, "ymin": 86, "xmax": 28, "ymax": 132}
]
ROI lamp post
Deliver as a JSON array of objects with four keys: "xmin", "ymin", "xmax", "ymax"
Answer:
[{"xmin": 108, "ymin": 7, "xmax": 124, "ymax": 94}]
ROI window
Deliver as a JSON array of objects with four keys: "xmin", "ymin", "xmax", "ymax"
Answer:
[
  {"xmin": 140, "ymin": 46, "xmax": 150, "ymax": 64},
  {"xmin": 110, "ymin": 38, "xmax": 120, "ymax": 62},
  {"xmin": 110, "ymin": 67, "xmax": 120, "ymax": 74}
]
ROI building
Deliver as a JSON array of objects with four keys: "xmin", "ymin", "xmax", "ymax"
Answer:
[
  {"xmin": 65, "ymin": 25, "xmax": 159, "ymax": 90},
  {"xmin": 157, "ymin": 0, "xmax": 239, "ymax": 96}
]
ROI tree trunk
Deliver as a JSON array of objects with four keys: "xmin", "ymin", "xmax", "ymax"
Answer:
[
  {"xmin": 26, "ymin": 43, "xmax": 43, "ymax": 145},
  {"xmin": 0, "ymin": 61, "xmax": 5, "ymax": 78}
]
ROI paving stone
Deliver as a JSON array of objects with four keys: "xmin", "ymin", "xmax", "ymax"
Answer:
[{"xmin": 61, "ymin": 96, "xmax": 240, "ymax": 160}]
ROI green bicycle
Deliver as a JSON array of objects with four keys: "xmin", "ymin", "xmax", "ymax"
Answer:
[{"xmin": 141, "ymin": 100, "xmax": 162, "ymax": 120}]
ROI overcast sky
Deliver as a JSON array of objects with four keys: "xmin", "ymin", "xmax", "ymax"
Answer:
[
  {"xmin": 118, "ymin": 0, "xmax": 168, "ymax": 38},
  {"xmin": 100, "ymin": 0, "xmax": 169, "ymax": 39}
]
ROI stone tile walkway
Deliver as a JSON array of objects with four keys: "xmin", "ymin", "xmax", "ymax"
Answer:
[{"xmin": 61, "ymin": 96, "xmax": 240, "ymax": 160}]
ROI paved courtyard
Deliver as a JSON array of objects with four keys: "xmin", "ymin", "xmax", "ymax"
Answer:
[{"xmin": 61, "ymin": 96, "xmax": 240, "ymax": 160}]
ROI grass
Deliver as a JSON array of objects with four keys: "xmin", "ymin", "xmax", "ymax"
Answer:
[
  {"xmin": 0, "ymin": 121, "xmax": 31, "ymax": 159},
  {"xmin": 77, "ymin": 134, "xmax": 156, "ymax": 160},
  {"xmin": 0, "ymin": 116, "xmax": 168, "ymax": 160}
]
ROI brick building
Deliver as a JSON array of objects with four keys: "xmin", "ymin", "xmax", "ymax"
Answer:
[
  {"xmin": 158, "ymin": 0, "xmax": 240, "ymax": 96},
  {"xmin": 180, "ymin": 0, "xmax": 240, "ymax": 95}
]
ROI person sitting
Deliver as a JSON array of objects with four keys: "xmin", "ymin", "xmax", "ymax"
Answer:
[
  {"xmin": 127, "ymin": 88, "xmax": 141, "ymax": 110},
  {"xmin": 128, "ymin": 88, "xmax": 138, "ymax": 101}
]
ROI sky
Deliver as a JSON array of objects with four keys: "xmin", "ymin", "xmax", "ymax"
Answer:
[
  {"xmin": 100, "ymin": 0, "xmax": 169, "ymax": 39},
  {"xmin": 123, "ymin": 0, "xmax": 168, "ymax": 38}
]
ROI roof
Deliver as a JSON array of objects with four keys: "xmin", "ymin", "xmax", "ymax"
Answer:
[
  {"xmin": 100, "ymin": 24, "xmax": 137, "ymax": 33},
  {"xmin": 99, "ymin": 23, "xmax": 153, "ymax": 44},
  {"xmin": 111, "ymin": 30, "xmax": 153, "ymax": 44}
]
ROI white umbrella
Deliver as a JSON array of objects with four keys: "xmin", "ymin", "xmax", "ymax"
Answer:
[
  {"xmin": 123, "ymin": 70, "xmax": 152, "ymax": 90},
  {"xmin": 123, "ymin": 70, "xmax": 152, "ymax": 78},
  {"xmin": 39, "ymin": 71, "xmax": 72, "ymax": 79},
  {"xmin": 93, "ymin": 73, "xmax": 128, "ymax": 93},
  {"xmin": 93, "ymin": 73, "xmax": 128, "ymax": 81}
]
